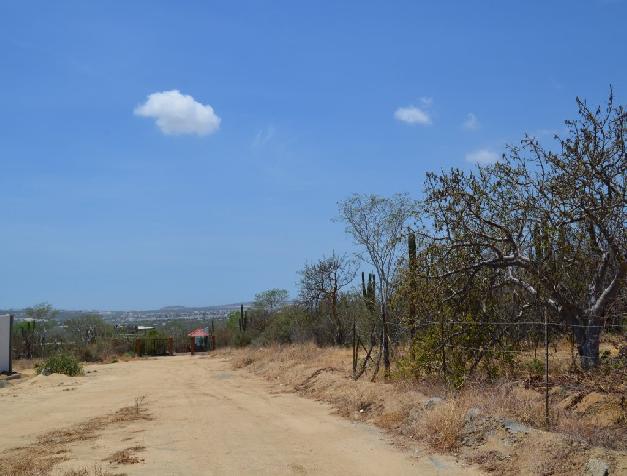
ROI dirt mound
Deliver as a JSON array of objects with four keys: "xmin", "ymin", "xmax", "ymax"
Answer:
[{"xmin": 26, "ymin": 373, "xmax": 81, "ymax": 388}]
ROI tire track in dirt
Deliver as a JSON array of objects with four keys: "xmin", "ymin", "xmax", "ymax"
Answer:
[{"xmin": 1, "ymin": 356, "xmax": 482, "ymax": 475}]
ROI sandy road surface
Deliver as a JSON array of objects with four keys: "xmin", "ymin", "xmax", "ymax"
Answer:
[{"xmin": 1, "ymin": 355, "xmax": 479, "ymax": 475}]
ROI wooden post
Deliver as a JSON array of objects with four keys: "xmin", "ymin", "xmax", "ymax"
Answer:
[
  {"xmin": 167, "ymin": 337, "xmax": 174, "ymax": 356},
  {"xmin": 440, "ymin": 311, "xmax": 446, "ymax": 376},
  {"xmin": 382, "ymin": 302, "xmax": 390, "ymax": 380},
  {"xmin": 211, "ymin": 335, "xmax": 216, "ymax": 351},
  {"xmin": 544, "ymin": 308, "xmax": 550, "ymax": 429},
  {"xmin": 190, "ymin": 336, "xmax": 195, "ymax": 355},
  {"xmin": 135, "ymin": 338, "xmax": 142, "ymax": 357},
  {"xmin": 352, "ymin": 315, "xmax": 357, "ymax": 379}
]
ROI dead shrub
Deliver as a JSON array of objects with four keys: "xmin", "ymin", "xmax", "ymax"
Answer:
[
  {"xmin": 233, "ymin": 355, "xmax": 255, "ymax": 369},
  {"xmin": 133, "ymin": 395, "xmax": 146, "ymax": 416}
]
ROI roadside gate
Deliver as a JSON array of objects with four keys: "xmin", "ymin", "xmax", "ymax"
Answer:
[{"xmin": 134, "ymin": 337, "xmax": 173, "ymax": 357}]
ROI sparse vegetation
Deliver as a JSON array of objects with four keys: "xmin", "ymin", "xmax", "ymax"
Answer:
[
  {"xmin": 223, "ymin": 342, "xmax": 626, "ymax": 473},
  {"xmin": 0, "ymin": 398, "xmax": 151, "ymax": 476},
  {"xmin": 5, "ymin": 92, "xmax": 625, "ymax": 474},
  {"xmin": 63, "ymin": 465, "xmax": 126, "ymax": 476}
]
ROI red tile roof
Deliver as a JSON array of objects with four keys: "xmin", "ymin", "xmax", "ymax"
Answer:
[{"xmin": 188, "ymin": 327, "xmax": 210, "ymax": 337}]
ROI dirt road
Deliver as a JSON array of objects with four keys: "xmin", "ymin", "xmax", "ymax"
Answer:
[{"xmin": 1, "ymin": 355, "xmax": 479, "ymax": 475}]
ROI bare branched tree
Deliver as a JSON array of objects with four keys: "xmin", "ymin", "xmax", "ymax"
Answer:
[
  {"xmin": 337, "ymin": 193, "xmax": 416, "ymax": 377},
  {"xmin": 298, "ymin": 252, "xmax": 357, "ymax": 345}
]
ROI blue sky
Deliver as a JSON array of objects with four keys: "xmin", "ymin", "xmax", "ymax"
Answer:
[{"xmin": 1, "ymin": 1, "xmax": 625, "ymax": 310}]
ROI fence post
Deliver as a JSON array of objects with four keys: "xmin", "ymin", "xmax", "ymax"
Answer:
[
  {"xmin": 168, "ymin": 337, "xmax": 174, "ymax": 356},
  {"xmin": 352, "ymin": 316, "xmax": 357, "ymax": 379},
  {"xmin": 440, "ymin": 312, "xmax": 447, "ymax": 376},
  {"xmin": 211, "ymin": 335, "xmax": 216, "ymax": 351},
  {"xmin": 544, "ymin": 308, "xmax": 550, "ymax": 429},
  {"xmin": 190, "ymin": 336, "xmax": 195, "ymax": 355},
  {"xmin": 135, "ymin": 338, "xmax": 141, "ymax": 357}
]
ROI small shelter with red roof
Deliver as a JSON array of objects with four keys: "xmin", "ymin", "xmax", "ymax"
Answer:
[{"xmin": 188, "ymin": 327, "xmax": 212, "ymax": 353}]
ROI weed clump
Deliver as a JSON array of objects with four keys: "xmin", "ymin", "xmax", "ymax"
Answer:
[{"xmin": 36, "ymin": 353, "xmax": 83, "ymax": 377}]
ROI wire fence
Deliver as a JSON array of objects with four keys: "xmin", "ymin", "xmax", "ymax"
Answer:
[
  {"xmin": 383, "ymin": 318, "xmax": 626, "ymax": 364},
  {"xmin": 352, "ymin": 313, "xmax": 625, "ymax": 428},
  {"xmin": 10, "ymin": 333, "xmax": 212, "ymax": 361}
]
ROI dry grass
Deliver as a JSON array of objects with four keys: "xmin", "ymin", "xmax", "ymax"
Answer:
[
  {"xmin": 12, "ymin": 359, "xmax": 43, "ymax": 372},
  {"xmin": 63, "ymin": 464, "xmax": 126, "ymax": 476},
  {"xmin": 103, "ymin": 446, "xmax": 145, "ymax": 465},
  {"xmin": 0, "ymin": 397, "xmax": 151, "ymax": 476},
  {"xmin": 373, "ymin": 409, "xmax": 410, "ymax": 430},
  {"xmin": 557, "ymin": 416, "xmax": 626, "ymax": 451},
  {"xmin": 458, "ymin": 383, "xmax": 627, "ymax": 451},
  {"xmin": 228, "ymin": 343, "xmax": 387, "ymax": 412},
  {"xmin": 465, "ymin": 384, "xmax": 549, "ymax": 428},
  {"xmin": 420, "ymin": 397, "xmax": 470, "ymax": 452},
  {"xmin": 224, "ymin": 342, "xmax": 627, "ymax": 474}
]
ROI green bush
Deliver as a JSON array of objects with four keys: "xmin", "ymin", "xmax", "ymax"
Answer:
[
  {"xmin": 397, "ymin": 313, "xmax": 517, "ymax": 387},
  {"xmin": 231, "ymin": 332, "xmax": 252, "ymax": 347},
  {"xmin": 525, "ymin": 358, "xmax": 545, "ymax": 376},
  {"xmin": 36, "ymin": 353, "xmax": 83, "ymax": 376},
  {"xmin": 257, "ymin": 312, "xmax": 294, "ymax": 345}
]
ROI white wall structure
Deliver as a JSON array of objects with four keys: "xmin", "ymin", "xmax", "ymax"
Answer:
[{"xmin": 0, "ymin": 314, "xmax": 12, "ymax": 373}]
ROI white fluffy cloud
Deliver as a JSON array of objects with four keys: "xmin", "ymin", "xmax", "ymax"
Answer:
[
  {"xmin": 394, "ymin": 106, "xmax": 432, "ymax": 125},
  {"xmin": 134, "ymin": 90, "xmax": 221, "ymax": 136},
  {"xmin": 465, "ymin": 149, "xmax": 499, "ymax": 165},
  {"xmin": 462, "ymin": 113, "xmax": 479, "ymax": 130}
]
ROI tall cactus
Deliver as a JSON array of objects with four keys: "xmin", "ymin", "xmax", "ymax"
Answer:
[
  {"xmin": 239, "ymin": 304, "xmax": 247, "ymax": 332},
  {"xmin": 408, "ymin": 231, "xmax": 417, "ymax": 338},
  {"xmin": 361, "ymin": 272, "xmax": 376, "ymax": 314}
]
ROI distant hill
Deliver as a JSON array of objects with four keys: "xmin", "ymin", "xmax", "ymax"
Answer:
[
  {"xmin": 1, "ymin": 302, "xmax": 254, "ymax": 321},
  {"xmin": 158, "ymin": 303, "xmax": 252, "ymax": 312}
]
